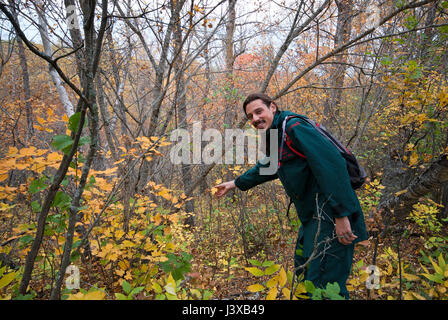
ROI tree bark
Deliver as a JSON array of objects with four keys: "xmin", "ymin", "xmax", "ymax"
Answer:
[
  {"xmin": 322, "ymin": 0, "xmax": 353, "ymax": 137},
  {"xmin": 50, "ymin": 0, "xmax": 106, "ymax": 300},
  {"xmin": 378, "ymin": 154, "xmax": 448, "ymax": 218},
  {"xmin": 9, "ymin": 1, "xmax": 34, "ymax": 140},
  {"xmin": 35, "ymin": 2, "xmax": 74, "ymax": 117}
]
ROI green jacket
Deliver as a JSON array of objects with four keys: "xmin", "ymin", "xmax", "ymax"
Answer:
[{"xmin": 234, "ymin": 110, "xmax": 368, "ymax": 256}]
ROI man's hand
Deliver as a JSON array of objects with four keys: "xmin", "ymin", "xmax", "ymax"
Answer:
[
  {"xmin": 335, "ymin": 216, "xmax": 357, "ymax": 245},
  {"xmin": 214, "ymin": 180, "xmax": 236, "ymax": 198}
]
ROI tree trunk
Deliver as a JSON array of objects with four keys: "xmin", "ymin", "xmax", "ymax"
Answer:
[
  {"xmin": 322, "ymin": 0, "xmax": 353, "ymax": 137},
  {"xmin": 9, "ymin": 1, "xmax": 33, "ymax": 141},
  {"xmin": 50, "ymin": 0, "xmax": 106, "ymax": 300},
  {"xmin": 172, "ymin": 0, "xmax": 195, "ymax": 226},
  {"xmin": 35, "ymin": 2, "xmax": 74, "ymax": 117},
  {"xmin": 378, "ymin": 154, "xmax": 448, "ymax": 218}
]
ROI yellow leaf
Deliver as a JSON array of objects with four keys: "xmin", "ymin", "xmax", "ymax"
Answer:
[
  {"xmin": 153, "ymin": 213, "xmax": 162, "ymax": 226},
  {"xmin": 66, "ymin": 292, "xmax": 85, "ymax": 300},
  {"xmin": 266, "ymin": 286, "xmax": 277, "ymax": 300},
  {"xmin": 84, "ymin": 290, "xmax": 106, "ymax": 300},
  {"xmin": 437, "ymin": 253, "xmax": 446, "ymax": 270},
  {"xmin": 7, "ymin": 147, "xmax": 18, "ymax": 156},
  {"xmin": 282, "ymin": 287, "xmax": 292, "ymax": 300},
  {"xmin": 278, "ymin": 267, "xmax": 287, "ymax": 287},
  {"xmin": 215, "ymin": 178, "xmax": 222, "ymax": 185},
  {"xmin": 411, "ymin": 292, "xmax": 426, "ymax": 300},
  {"xmin": 190, "ymin": 288, "xmax": 201, "ymax": 299},
  {"xmin": 193, "ymin": 4, "xmax": 205, "ymax": 13},
  {"xmin": 47, "ymin": 152, "xmax": 61, "ymax": 162},
  {"xmin": 247, "ymin": 284, "xmax": 265, "ymax": 292},
  {"xmin": 402, "ymin": 273, "xmax": 420, "ymax": 281},
  {"xmin": 165, "ymin": 274, "xmax": 177, "ymax": 295},
  {"xmin": 158, "ymin": 189, "xmax": 172, "ymax": 201},
  {"xmin": 429, "ymin": 256, "xmax": 443, "ymax": 275},
  {"xmin": 67, "ymin": 290, "xmax": 106, "ymax": 300},
  {"xmin": 395, "ymin": 189, "xmax": 407, "ymax": 197},
  {"xmin": 437, "ymin": 285, "xmax": 446, "ymax": 294},
  {"xmin": 0, "ymin": 272, "xmax": 16, "ymax": 289},
  {"xmin": 37, "ymin": 116, "xmax": 46, "ymax": 125},
  {"xmin": 266, "ymin": 276, "xmax": 278, "ymax": 288},
  {"xmin": 245, "ymin": 267, "xmax": 264, "ymax": 277},
  {"xmin": 293, "ymin": 282, "xmax": 307, "ymax": 296},
  {"xmin": 153, "ymin": 281, "xmax": 163, "ymax": 294},
  {"xmin": 19, "ymin": 147, "xmax": 36, "ymax": 157},
  {"xmin": 14, "ymin": 162, "xmax": 29, "ymax": 170},
  {"xmin": 403, "ymin": 291, "xmax": 414, "ymax": 300},
  {"xmin": 409, "ymin": 152, "xmax": 418, "ymax": 166},
  {"xmin": 118, "ymin": 260, "xmax": 130, "ymax": 270}
]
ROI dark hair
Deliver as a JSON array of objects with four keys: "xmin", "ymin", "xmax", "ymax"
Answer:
[{"xmin": 242, "ymin": 92, "xmax": 279, "ymax": 115}]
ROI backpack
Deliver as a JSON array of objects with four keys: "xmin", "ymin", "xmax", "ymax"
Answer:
[
  {"xmin": 279, "ymin": 115, "xmax": 367, "ymax": 220},
  {"xmin": 279, "ymin": 115, "xmax": 367, "ymax": 190}
]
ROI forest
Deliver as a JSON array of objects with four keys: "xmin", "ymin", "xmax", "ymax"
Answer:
[{"xmin": 0, "ymin": 0, "xmax": 448, "ymax": 301}]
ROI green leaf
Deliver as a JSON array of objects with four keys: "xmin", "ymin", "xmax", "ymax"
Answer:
[
  {"xmin": 115, "ymin": 293, "xmax": 129, "ymax": 300},
  {"xmin": 68, "ymin": 112, "xmax": 82, "ymax": 132},
  {"xmin": 421, "ymin": 272, "xmax": 444, "ymax": 284},
  {"xmin": 264, "ymin": 264, "xmax": 280, "ymax": 276},
  {"xmin": 19, "ymin": 235, "xmax": 34, "ymax": 245},
  {"xmin": 165, "ymin": 292, "xmax": 178, "ymax": 300},
  {"xmin": 51, "ymin": 191, "xmax": 72, "ymax": 210},
  {"xmin": 122, "ymin": 280, "xmax": 131, "ymax": 295},
  {"xmin": 203, "ymin": 290, "xmax": 213, "ymax": 300},
  {"xmin": 304, "ymin": 280, "xmax": 315, "ymax": 293},
  {"xmin": 130, "ymin": 286, "xmax": 144, "ymax": 296},
  {"xmin": 31, "ymin": 200, "xmax": 42, "ymax": 213},
  {"xmin": 29, "ymin": 177, "xmax": 48, "ymax": 194},
  {"xmin": 248, "ymin": 259, "xmax": 262, "ymax": 267},
  {"xmin": 261, "ymin": 260, "xmax": 274, "ymax": 267},
  {"xmin": 324, "ymin": 282, "xmax": 344, "ymax": 300},
  {"xmin": 153, "ymin": 282, "xmax": 163, "ymax": 294},
  {"xmin": 52, "ymin": 134, "xmax": 73, "ymax": 152}
]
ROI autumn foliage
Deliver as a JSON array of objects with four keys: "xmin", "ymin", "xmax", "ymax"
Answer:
[{"xmin": 1, "ymin": 0, "xmax": 448, "ymax": 301}]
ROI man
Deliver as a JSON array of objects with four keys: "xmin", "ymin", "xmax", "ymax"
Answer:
[{"xmin": 214, "ymin": 92, "xmax": 368, "ymax": 299}]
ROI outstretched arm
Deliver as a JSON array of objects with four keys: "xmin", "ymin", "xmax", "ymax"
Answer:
[{"xmin": 214, "ymin": 158, "xmax": 279, "ymax": 198}]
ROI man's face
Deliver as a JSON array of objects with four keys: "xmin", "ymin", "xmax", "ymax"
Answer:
[{"xmin": 245, "ymin": 99, "xmax": 277, "ymax": 130}]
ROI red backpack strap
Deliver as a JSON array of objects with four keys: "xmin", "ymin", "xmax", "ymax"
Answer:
[{"xmin": 284, "ymin": 130, "xmax": 306, "ymax": 158}]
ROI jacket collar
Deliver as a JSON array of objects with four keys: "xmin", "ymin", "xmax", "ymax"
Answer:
[
  {"xmin": 270, "ymin": 111, "xmax": 282, "ymax": 130},
  {"xmin": 270, "ymin": 110, "xmax": 298, "ymax": 130}
]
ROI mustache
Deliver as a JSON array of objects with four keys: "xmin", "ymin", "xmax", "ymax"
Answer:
[{"xmin": 253, "ymin": 120, "xmax": 265, "ymax": 127}]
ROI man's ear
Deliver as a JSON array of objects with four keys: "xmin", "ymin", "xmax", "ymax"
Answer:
[{"xmin": 269, "ymin": 102, "xmax": 277, "ymax": 113}]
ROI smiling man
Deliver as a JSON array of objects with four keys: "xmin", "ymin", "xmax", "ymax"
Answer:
[{"xmin": 214, "ymin": 92, "xmax": 368, "ymax": 299}]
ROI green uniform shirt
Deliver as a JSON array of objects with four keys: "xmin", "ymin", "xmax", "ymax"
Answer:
[{"xmin": 235, "ymin": 110, "xmax": 368, "ymax": 256}]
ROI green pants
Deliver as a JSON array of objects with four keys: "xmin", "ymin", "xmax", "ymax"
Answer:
[{"xmin": 294, "ymin": 232, "xmax": 354, "ymax": 300}]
